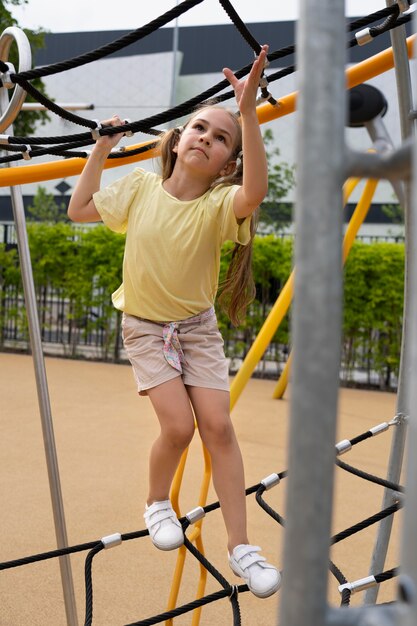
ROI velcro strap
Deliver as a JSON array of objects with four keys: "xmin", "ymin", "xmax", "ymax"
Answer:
[
  {"xmin": 144, "ymin": 509, "xmax": 175, "ymax": 525},
  {"xmin": 239, "ymin": 552, "xmax": 266, "ymax": 570},
  {"xmin": 233, "ymin": 544, "xmax": 260, "ymax": 560}
]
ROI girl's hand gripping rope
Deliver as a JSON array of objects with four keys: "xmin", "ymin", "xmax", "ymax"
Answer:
[
  {"xmin": 67, "ymin": 114, "xmax": 125, "ymax": 223},
  {"xmin": 94, "ymin": 114, "xmax": 126, "ymax": 154}
]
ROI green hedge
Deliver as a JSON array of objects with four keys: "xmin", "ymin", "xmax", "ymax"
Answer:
[
  {"xmin": 343, "ymin": 241, "xmax": 404, "ymax": 388},
  {"xmin": 0, "ymin": 224, "xmax": 404, "ymax": 389}
]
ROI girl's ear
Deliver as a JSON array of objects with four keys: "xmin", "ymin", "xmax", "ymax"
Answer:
[
  {"xmin": 172, "ymin": 136, "xmax": 180, "ymax": 154},
  {"xmin": 171, "ymin": 126, "xmax": 184, "ymax": 154},
  {"xmin": 220, "ymin": 160, "xmax": 236, "ymax": 177}
]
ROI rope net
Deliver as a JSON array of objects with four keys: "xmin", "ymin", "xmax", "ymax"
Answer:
[
  {"xmin": 0, "ymin": 417, "xmax": 404, "ymax": 624},
  {"xmin": 0, "ymin": 0, "xmax": 413, "ymax": 163}
]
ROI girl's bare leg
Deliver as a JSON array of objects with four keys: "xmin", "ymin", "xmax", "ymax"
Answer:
[
  {"xmin": 146, "ymin": 378, "xmax": 195, "ymax": 505},
  {"xmin": 187, "ymin": 386, "xmax": 249, "ymax": 553}
]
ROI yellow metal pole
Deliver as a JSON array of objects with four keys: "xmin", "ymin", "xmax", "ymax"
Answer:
[
  {"xmin": 272, "ymin": 177, "xmax": 378, "ymax": 399},
  {"xmin": 190, "ymin": 444, "xmax": 212, "ymax": 626},
  {"xmin": 342, "ymin": 178, "xmax": 379, "ymax": 263},
  {"xmin": 166, "ymin": 436, "xmax": 212, "ymax": 626},
  {"xmin": 0, "ymin": 141, "xmax": 160, "ymax": 187},
  {"xmin": 230, "ymin": 177, "xmax": 361, "ymax": 408},
  {"xmin": 272, "ymin": 352, "xmax": 292, "ymax": 400},
  {"xmin": 230, "ymin": 271, "xmax": 294, "ymax": 410},
  {"xmin": 165, "ymin": 446, "xmax": 189, "ymax": 624}
]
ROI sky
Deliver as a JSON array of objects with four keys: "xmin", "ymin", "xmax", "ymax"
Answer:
[{"xmin": 10, "ymin": 0, "xmax": 388, "ymax": 33}]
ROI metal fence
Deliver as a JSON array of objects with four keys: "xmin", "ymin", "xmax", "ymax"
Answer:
[
  {"xmin": 1, "ymin": 220, "xmax": 402, "ymax": 387},
  {"xmin": 0, "ymin": 277, "xmax": 399, "ymax": 390}
]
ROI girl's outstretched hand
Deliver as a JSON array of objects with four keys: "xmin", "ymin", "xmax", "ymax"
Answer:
[
  {"xmin": 94, "ymin": 114, "xmax": 126, "ymax": 153},
  {"xmin": 223, "ymin": 44, "xmax": 269, "ymax": 115}
]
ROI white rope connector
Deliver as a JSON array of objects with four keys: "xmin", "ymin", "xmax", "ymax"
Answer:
[
  {"xmin": 91, "ymin": 120, "xmax": 102, "ymax": 141},
  {"xmin": 369, "ymin": 422, "xmax": 389, "ymax": 436},
  {"xmin": 0, "ymin": 134, "xmax": 10, "ymax": 144},
  {"xmin": 259, "ymin": 76, "xmax": 269, "ymax": 90},
  {"xmin": 391, "ymin": 491, "xmax": 404, "ymax": 504},
  {"xmin": 335, "ymin": 439, "xmax": 352, "ymax": 455},
  {"xmin": 0, "ymin": 61, "xmax": 16, "ymax": 89},
  {"xmin": 101, "ymin": 533, "xmax": 122, "ymax": 549},
  {"xmin": 185, "ymin": 506, "xmax": 205, "ymax": 524},
  {"xmin": 254, "ymin": 50, "xmax": 270, "ymax": 70},
  {"xmin": 123, "ymin": 118, "xmax": 134, "ymax": 137},
  {"xmin": 261, "ymin": 473, "xmax": 281, "ymax": 490},
  {"xmin": 389, "ymin": 412, "xmax": 408, "ymax": 426},
  {"xmin": 338, "ymin": 575, "xmax": 377, "ymax": 595},
  {"xmin": 21, "ymin": 144, "xmax": 31, "ymax": 160},
  {"xmin": 355, "ymin": 28, "xmax": 373, "ymax": 46}
]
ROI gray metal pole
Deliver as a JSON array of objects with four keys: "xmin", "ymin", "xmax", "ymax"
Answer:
[
  {"xmin": 364, "ymin": 0, "xmax": 414, "ymax": 605},
  {"xmin": 278, "ymin": 0, "xmax": 346, "ymax": 624},
  {"xmin": 385, "ymin": 0, "xmax": 414, "ymax": 141},
  {"xmin": 397, "ymin": 10, "xmax": 417, "ymax": 624},
  {"xmin": 0, "ymin": 25, "xmax": 78, "ymax": 626},
  {"xmin": 365, "ymin": 115, "xmax": 406, "ymax": 207},
  {"xmin": 326, "ymin": 603, "xmax": 405, "ymax": 626},
  {"xmin": 8, "ymin": 184, "xmax": 79, "ymax": 626}
]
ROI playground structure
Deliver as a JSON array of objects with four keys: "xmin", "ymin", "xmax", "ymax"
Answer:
[{"xmin": 0, "ymin": 1, "xmax": 416, "ymax": 625}]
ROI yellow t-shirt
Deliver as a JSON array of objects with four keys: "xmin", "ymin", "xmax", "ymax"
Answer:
[{"xmin": 93, "ymin": 168, "xmax": 251, "ymax": 321}]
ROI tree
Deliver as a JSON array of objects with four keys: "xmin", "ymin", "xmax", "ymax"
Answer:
[
  {"xmin": 260, "ymin": 128, "xmax": 296, "ymax": 232},
  {"xmin": 27, "ymin": 185, "xmax": 67, "ymax": 222},
  {"xmin": 0, "ymin": 0, "xmax": 50, "ymax": 136},
  {"xmin": 382, "ymin": 202, "xmax": 403, "ymax": 225}
]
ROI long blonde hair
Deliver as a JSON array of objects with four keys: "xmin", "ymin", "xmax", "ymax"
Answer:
[{"xmin": 158, "ymin": 104, "xmax": 259, "ymax": 326}]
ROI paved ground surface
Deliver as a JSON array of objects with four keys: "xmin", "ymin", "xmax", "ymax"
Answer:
[{"xmin": 0, "ymin": 353, "xmax": 402, "ymax": 626}]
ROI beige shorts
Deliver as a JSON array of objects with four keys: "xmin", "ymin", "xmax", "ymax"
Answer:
[{"xmin": 121, "ymin": 310, "xmax": 230, "ymax": 395}]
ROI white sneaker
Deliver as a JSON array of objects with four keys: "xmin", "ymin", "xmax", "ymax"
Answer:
[
  {"xmin": 229, "ymin": 544, "xmax": 281, "ymax": 598},
  {"xmin": 144, "ymin": 500, "xmax": 184, "ymax": 551}
]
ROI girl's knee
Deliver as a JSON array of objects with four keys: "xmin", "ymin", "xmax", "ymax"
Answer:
[
  {"xmin": 199, "ymin": 414, "xmax": 235, "ymax": 448},
  {"xmin": 163, "ymin": 423, "xmax": 195, "ymax": 450}
]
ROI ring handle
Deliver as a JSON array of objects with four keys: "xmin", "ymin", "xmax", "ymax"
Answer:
[{"xmin": 0, "ymin": 27, "xmax": 32, "ymax": 132}]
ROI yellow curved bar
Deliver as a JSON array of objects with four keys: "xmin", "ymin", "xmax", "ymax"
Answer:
[
  {"xmin": 0, "ymin": 35, "xmax": 414, "ymax": 188},
  {"xmin": 230, "ymin": 271, "xmax": 294, "ymax": 410},
  {"xmin": 346, "ymin": 33, "xmax": 415, "ymax": 90},
  {"xmin": 272, "ymin": 352, "xmax": 292, "ymax": 400},
  {"xmin": 230, "ymin": 177, "xmax": 361, "ymax": 408},
  {"xmin": 256, "ymin": 34, "xmax": 416, "ymax": 126},
  {"xmin": 0, "ymin": 142, "xmax": 159, "ymax": 187},
  {"xmin": 272, "ymin": 177, "xmax": 379, "ymax": 399},
  {"xmin": 190, "ymin": 444, "xmax": 212, "ymax": 626},
  {"xmin": 165, "ymin": 446, "xmax": 189, "ymax": 623},
  {"xmin": 342, "ymin": 178, "xmax": 379, "ymax": 263},
  {"xmin": 166, "ymin": 436, "xmax": 212, "ymax": 625}
]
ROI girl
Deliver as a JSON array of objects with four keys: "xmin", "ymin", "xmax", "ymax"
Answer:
[{"xmin": 68, "ymin": 45, "xmax": 280, "ymax": 599}]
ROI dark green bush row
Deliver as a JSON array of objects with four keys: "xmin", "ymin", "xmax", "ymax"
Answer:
[{"xmin": 0, "ymin": 224, "xmax": 404, "ymax": 389}]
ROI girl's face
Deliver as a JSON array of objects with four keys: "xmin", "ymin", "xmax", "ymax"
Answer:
[{"xmin": 173, "ymin": 108, "xmax": 239, "ymax": 180}]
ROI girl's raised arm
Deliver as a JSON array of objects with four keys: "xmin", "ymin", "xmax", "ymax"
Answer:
[
  {"xmin": 67, "ymin": 116, "xmax": 125, "ymax": 223},
  {"xmin": 223, "ymin": 45, "xmax": 269, "ymax": 219}
]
